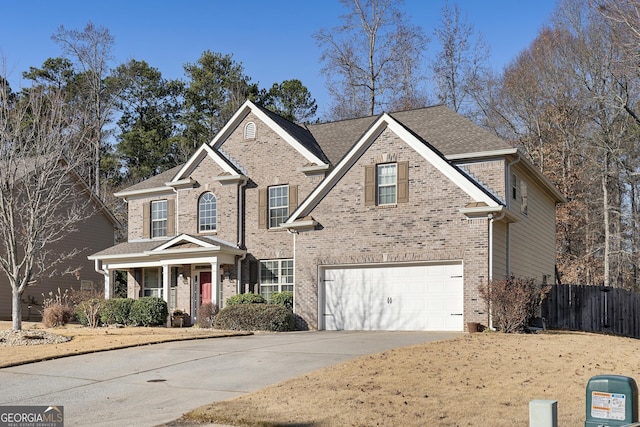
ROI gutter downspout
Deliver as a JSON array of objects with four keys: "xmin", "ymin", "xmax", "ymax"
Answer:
[
  {"xmin": 488, "ymin": 210, "xmax": 506, "ymax": 331},
  {"xmin": 167, "ymin": 185, "xmax": 180, "ymax": 234},
  {"xmin": 287, "ymin": 228, "xmax": 298, "ymax": 314},
  {"xmin": 488, "ymin": 152, "xmax": 520, "ymax": 329},
  {"xmin": 236, "ymin": 177, "xmax": 248, "ymax": 294},
  {"xmin": 94, "ymin": 259, "xmax": 111, "ymax": 299}
]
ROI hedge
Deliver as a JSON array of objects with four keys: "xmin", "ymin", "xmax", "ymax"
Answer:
[
  {"xmin": 128, "ymin": 297, "xmax": 169, "ymax": 326},
  {"xmin": 100, "ymin": 298, "xmax": 135, "ymax": 325},
  {"xmin": 214, "ymin": 304, "xmax": 295, "ymax": 331},
  {"xmin": 226, "ymin": 292, "xmax": 266, "ymax": 305}
]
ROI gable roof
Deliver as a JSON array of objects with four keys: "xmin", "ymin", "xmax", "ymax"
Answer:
[
  {"xmin": 88, "ymin": 234, "xmax": 244, "ymax": 260},
  {"xmin": 212, "ymin": 100, "xmax": 330, "ymax": 166},
  {"xmin": 288, "ymin": 113, "xmax": 503, "ymax": 223},
  {"xmin": 305, "ymin": 105, "xmax": 514, "ymax": 165},
  {"xmin": 171, "ymin": 143, "xmax": 243, "ymax": 183}
]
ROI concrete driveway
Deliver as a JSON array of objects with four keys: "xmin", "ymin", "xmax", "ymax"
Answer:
[{"xmin": 0, "ymin": 330, "xmax": 460, "ymax": 426}]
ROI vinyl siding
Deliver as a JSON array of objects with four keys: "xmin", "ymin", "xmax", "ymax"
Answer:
[
  {"xmin": 492, "ymin": 220, "xmax": 508, "ymax": 281},
  {"xmin": 0, "ymin": 191, "xmax": 115, "ymax": 320},
  {"xmin": 508, "ymin": 167, "xmax": 557, "ymax": 282}
]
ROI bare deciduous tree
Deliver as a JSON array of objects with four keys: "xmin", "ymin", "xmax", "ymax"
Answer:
[
  {"xmin": 51, "ymin": 22, "xmax": 117, "ymax": 197},
  {"xmin": 315, "ymin": 0, "xmax": 428, "ymax": 120},
  {"xmin": 0, "ymin": 72, "xmax": 93, "ymax": 330},
  {"xmin": 431, "ymin": 1, "xmax": 490, "ymax": 117}
]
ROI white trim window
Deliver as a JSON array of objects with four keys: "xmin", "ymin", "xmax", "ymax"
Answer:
[
  {"xmin": 269, "ymin": 185, "xmax": 289, "ymax": 228},
  {"xmin": 151, "ymin": 200, "xmax": 168, "ymax": 238},
  {"xmin": 199, "ymin": 192, "xmax": 217, "ymax": 232},
  {"xmin": 259, "ymin": 259, "xmax": 293, "ymax": 301},
  {"xmin": 377, "ymin": 163, "xmax": 397, "ymax": 205},
  {"xmin": 143, "ymin": 267, "xmax": 162, "ymax": 298}
]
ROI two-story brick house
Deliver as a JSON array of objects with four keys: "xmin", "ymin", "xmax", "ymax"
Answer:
[{"xmin": 89, "ymin": 100, "xmax": 564, "ymax": 331}]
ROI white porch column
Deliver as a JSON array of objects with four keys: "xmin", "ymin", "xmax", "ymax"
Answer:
[
  {"xmin": 162, "ymin": 264, "xmax": 170, "ymax": 327},
  {"xmin": 103, "ymin": 267, "xmax": 111, "ymax": 299},
  {"xmin": 211, "ymin": 260, "xmax": 219, "ymax": 306},
  {"xmin": 162, "ymin": 264, "xmax": 170, "ymax": 305}
]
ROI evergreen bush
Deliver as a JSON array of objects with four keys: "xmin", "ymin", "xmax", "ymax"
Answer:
[
  {"xmin": 129, "ymin": 297, "xmax": 168, "ymax": 326},
  {"xmin": 226, "ymin": 292, "xmax": 266, "ymax": 305},
  {"xmin": 100, "ymin": 298, "xmax": 134, "ymax": 325},
  {"xmin": 214, "ymin": 304, "xmax": 295, "ymax": 331},
  {"xmin": 269, "ymin": 291, "xmax": 293, "ymax": 310}
]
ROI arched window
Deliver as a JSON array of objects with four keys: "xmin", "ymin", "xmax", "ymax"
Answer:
[
  {"xmin": 244, "ymin": 122, "xmax": 256, "ymax": 140},
  {"xmin": 199, "ymin": 192, "xmax": 217, "ymax": 232}
]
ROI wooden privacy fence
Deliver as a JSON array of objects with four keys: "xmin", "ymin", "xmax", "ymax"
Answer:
[{"xmin": 542, "ymin": 284, "xmax": 640, "ymax": 339}]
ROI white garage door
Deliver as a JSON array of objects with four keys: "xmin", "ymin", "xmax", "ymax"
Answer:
[{"xmin": 322, "ymin": 263, "xmax": 464, "ymax": 331}]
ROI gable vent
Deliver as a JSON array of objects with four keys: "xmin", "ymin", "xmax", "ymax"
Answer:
[{"xmin": 244, "ymin": 122, "xmax": 256, "ymax": 140}]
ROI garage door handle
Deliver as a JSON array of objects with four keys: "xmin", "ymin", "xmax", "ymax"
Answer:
[
  {"xmin": 387, "ymin": 297, "xmax": 393, "ymax": 304},
  {"xmin": 451, "ymin": 313, "xmax": 463, "ymax": 316}
]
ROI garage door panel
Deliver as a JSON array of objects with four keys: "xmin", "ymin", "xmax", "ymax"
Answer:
[{"xmin": 323, "ymin": 263, "xmax": 464, "ymax": 331}]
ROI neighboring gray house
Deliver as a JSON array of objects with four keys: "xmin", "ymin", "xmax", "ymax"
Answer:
[
  {"xmin": 89, "ymin": 101, "xmax": 564, "ymax": 331},
  {"xmin": 0, "ymin": 172, "xmax": 119, "ymax": 321}
]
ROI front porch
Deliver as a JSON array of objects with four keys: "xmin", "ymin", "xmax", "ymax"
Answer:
[{"xmin": 88, "ymin": 235, "xmax": 246, "ymax": 325}]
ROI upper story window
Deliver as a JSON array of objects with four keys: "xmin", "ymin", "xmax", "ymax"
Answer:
[
  {"xmin": 199, "ymin": 192, "xmax": 217, "ymax": 232},
  {"xmin": 520, "ymin": 180, "xmax": 528, "ymax": 215},
  {"xmin": 365, "ymin": 161, "xmax": 409, "ymax": 206},
  {"xmin": 377, "ymin": 163, "xmax": 397, "ymax": 205},
  {"xmin": 511, "ymin": 173, "xmax": 519, "ymax": 200},
  {"xmin": 258, "ymin": 185, "xmax": 298, "ymax": 230},
  {"xmin": 269, "ymin": 185, "xmax": 289, "ymax": 228},
  {"xmin": 244, "ymin": 122, "xmax": 256, "ymax": 140},
  {"xmin": 151, "ymin": 200, "xmax": 168, "ymax": 238}
]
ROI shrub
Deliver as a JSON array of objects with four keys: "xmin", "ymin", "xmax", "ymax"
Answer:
[
  {"xmin": 42, "ymin": 303, "xmax": 74, "ymax": 328},
  {"xmin": 100, "ymin": 298, "xmax": 134, "ymax": 325},
  {"xmin": 269, "ymin": 291, "xmax": 293, "ymax": 310},
  {"xmin": 75, "ymin": 298, "xmax": 103, "ymax": 327},
  {"xmin": 479, "ymin": 275, "xmax": 551, "ymax": 333},
  {"xmin": 129, "ymin": 297, "xmax": 169, "ymax": 326},
  {"xmin": 40, "ymin": 288, "xmax": 74, "ymax": 327},
  {"xmin": 196, "ymin": 302, "xmax": 219, "ymax": 328},
  {"xmin": 214, "ymin": 304, "xmax": 295, "ymax": 332},
  {"xmin": 226, "ymin": 292, "xmax": 265, "ymax": 305}
]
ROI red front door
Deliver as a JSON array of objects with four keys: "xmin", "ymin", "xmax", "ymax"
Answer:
[{"xmin": 200, "ymin": 272, "xmax": 212, "ymax": 305}]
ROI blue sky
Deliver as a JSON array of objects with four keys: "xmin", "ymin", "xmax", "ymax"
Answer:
[{"xmin": 1, "ymin": 0, "xmax": 557, "ymax": 117}]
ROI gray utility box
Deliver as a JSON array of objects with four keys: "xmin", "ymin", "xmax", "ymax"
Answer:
[{"xmin": 585, "ymin": 375, "xmax": 638, "ymax": 427}]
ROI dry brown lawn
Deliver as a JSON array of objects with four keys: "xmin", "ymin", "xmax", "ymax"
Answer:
[
  {"xmin": 2, "ymin": 323, "xmax": 639, "ymax": 426},
  {"xmin": 0, "ymin": 321, "xmax": 248, "ymax": 368},
  {"xmin": 178, "ymin": 331, "xmax": 640, "ymax": 427}
]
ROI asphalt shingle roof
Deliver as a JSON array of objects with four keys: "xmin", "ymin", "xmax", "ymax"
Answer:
[
  {"xmin": 90, "ymin": 240, "xmax": 164, "ymax": 257},
  {"xmin": 306, "ymin": 105, "xmax": 513, "ymax": 165},
  {"xmin": 116, "ymin": 105, "xmax": 512, "ymax": 196},
  {"xmin": 256, "ymin": 104, "xmax": 330, "ymax": 164},
  {"xmin": 118, "ymin": 165, "xmax": 185, "ymax": 194}
]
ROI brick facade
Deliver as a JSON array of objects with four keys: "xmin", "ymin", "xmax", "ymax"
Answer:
[{"xmin": 92, "ymin": 101, "xmax": 561, "ymax": 332}]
